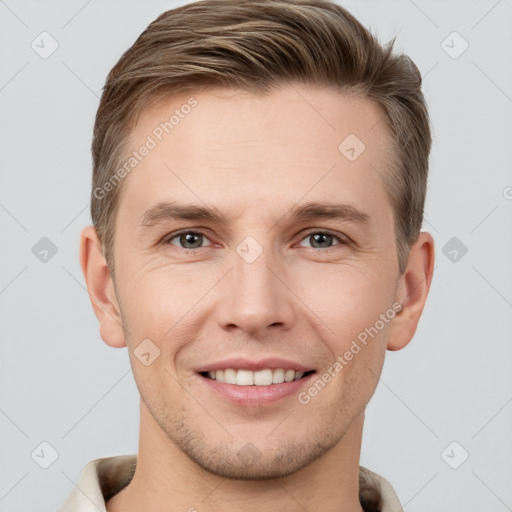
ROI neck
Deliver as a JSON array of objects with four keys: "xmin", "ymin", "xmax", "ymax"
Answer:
[{"xmin": 107, "ymin": 400, "xmax": 366, "ymax": 512}]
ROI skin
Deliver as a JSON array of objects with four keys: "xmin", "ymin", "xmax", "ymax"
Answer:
[{"xmin": 81, "ymin": 82, "xmax": 434, "ymax": 512}]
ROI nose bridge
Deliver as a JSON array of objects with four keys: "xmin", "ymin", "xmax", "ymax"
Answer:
[{"xmin": 218, "ymin": 236, "xmax": 293, "ymax": 334}]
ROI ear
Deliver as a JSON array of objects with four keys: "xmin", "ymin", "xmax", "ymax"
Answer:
[
  {"xmin": 387, "ymin": 231, "xmax": 435, "ymax": 351},
  {"xmin": 79, "ymin": 225, "xmax": 126, "ymax": 348}
]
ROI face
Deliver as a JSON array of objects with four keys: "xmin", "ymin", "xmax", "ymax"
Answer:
[{"xmin": 109, "ymin": 83, "xmax": 403, "ymax": 479}]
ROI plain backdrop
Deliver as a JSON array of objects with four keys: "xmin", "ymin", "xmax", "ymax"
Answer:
[{"xmin": 1, "ymin": 1, "xmax": 511, "ymax": 511}]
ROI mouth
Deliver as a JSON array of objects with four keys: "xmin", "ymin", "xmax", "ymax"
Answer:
[
  {"xmin": 199, "ymin": 368, "xmax": 316, "ymax": 386},
  {"xmin": 194, "ymin": 358, "xmax": 317, "ymax": 406}
]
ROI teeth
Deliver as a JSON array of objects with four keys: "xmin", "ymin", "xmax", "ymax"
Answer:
[
  {"xmin": 236, "ymin": 369, "xmax": 254, "ymax": 386},
  {"xmin": 207, "ymin": 368, "xmax": 308, "ymax": 386},
  {"xmin": 273, "ymin": 368, "xmax": 285, "ymax": 384},
  {"xmin": 284, "ymin": 369, "xmax": 295, "ymax": 382},
  {"xmin": 254, "ymin": 369, "xmax": 273, "ymax": 385},
  {"xmin": 224, "ymin": 368, "xmax": 236, "ymax": 384}
]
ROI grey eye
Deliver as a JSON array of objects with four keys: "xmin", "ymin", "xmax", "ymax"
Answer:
[
  {"xmin": 309, "ymin": 233, "xmax": 334, "ymax": 248},
  {"xmin": 298, "ymin": 232, "xmax": 342, "ymax": 249},
  {"xmin": 169, "ymin": 231, "xmax": 207, "ymax": 249}
]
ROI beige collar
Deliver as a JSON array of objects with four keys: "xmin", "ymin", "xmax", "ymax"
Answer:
[{"xmin": 58, "ymin": 454, "xmax": 403, "ymax": 512}]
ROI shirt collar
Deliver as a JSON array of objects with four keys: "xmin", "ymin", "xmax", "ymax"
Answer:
[{"xmin": 58, "ymin": 455, "xmax": 403, "ymax": 512}]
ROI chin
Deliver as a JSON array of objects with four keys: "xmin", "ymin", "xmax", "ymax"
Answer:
[{"xmin": 174, "ymin": 431, "xmax": 341, "ymax": 481}]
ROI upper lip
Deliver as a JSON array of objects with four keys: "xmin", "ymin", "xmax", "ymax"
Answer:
[{"xmin": 195, "ymin": 357, "xmax": 314, "ymax": 373}]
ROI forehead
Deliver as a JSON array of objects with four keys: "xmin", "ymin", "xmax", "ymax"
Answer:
[
  {"xmin": 120, "ymin": 83, "xmax": 394, "ymax": 223},
  {"xmin": 130, "ymin": 83, "xmax": 391, "ymax": 157}
]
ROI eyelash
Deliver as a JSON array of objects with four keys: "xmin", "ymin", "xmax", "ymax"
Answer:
[{"xmin": 163, "ymin": 229, "xmax": 348, "ymax": 252}]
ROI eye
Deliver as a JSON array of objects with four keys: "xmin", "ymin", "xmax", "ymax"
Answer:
[
  {"xmin": 166, "ymin": 230, "xmax": 212, "ymax": 249},
  {"xmin": 163, "ymin": 229, "xmax": 347, "ymax": 251},
  {"xmin": 297, "ymin": 230, "xmax": 346, "ymax": 250}
]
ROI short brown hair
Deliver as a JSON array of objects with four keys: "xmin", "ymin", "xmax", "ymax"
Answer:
[{"xmin": 91, "ymin": 0, "xmax": 431, "ymax": 277}]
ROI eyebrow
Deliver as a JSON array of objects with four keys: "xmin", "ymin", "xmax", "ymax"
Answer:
[{"xmin": 139, "ymin": 201, "xmax": 371, "ymax": 228}]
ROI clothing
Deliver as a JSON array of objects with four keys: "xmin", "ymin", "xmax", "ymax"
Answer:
[{"xmin": 58, "ymin": 454, "xmax": 403, "ymax": 512}]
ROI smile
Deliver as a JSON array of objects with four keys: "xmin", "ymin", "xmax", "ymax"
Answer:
[{"xmin": 201, "ymin": 368, "xmax": 315, "ymax": 386}]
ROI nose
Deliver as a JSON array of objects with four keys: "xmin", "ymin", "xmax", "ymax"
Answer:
[{"xmin": 214, "ymin": 243, "xmax": 295, "ymax": 337}]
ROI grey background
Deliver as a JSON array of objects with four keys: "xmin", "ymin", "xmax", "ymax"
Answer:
[{"xmin": 1, "ymin": 0, "xmax": 511, "ymax": 510}]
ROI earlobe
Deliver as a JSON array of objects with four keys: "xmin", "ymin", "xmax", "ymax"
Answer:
[
  {"xmin": 387, "ymin": 231, "xmax": 435, "ymax": 351},
  {"xmin": 79, "ymin": 225, "xmax": 126, "ymax": 348}
]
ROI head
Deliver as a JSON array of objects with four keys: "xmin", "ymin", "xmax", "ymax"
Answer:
[{"xmin": 81, "ymin": 0, "xmax": 434, "ymax": 480}]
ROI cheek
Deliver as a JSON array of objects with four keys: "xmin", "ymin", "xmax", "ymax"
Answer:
[
  {"xmin": 327, "ymin": 274, "xmax": 394, "ymax": 386},
  {"xmin": 307, "ymin": 265, "xmax": 396, "ymax": 344},
  {"xmin": 116, "ymin": 264, "xmax": 214, "ymax": 376},
  {"xmin": 301, "ymin": 267, "xmax": 395, "ymax": 407},
  {"xmin": 117, "ymin": 260, "xmax": 195, "ymax": 329}
]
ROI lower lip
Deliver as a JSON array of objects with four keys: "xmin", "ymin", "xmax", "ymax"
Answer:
[{"xmin": 198, "ymin": 373, "xmax": 315, "ymax": 407}]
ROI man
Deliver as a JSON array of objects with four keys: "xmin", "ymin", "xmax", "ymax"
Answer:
[{"xmin": 58, "ymin": 0, "xmax": 434, "ymax": 510}]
